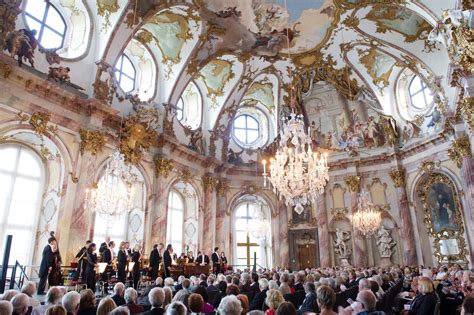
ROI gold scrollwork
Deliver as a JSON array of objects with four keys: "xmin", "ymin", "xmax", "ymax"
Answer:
[
  {"xmin": 216, "ymin": 180, "xmax": 229, "ymax": 197},
  {"xmin": 418, "ymin": 160, "xmax": 439, "ymax": 175},
  {"xmin": 345, "ymin": 175, "xmax": 361, "ymax": 192},
  {"xmin": 17, "ymin": 111, "xmax": 29, "ymax": 122},
  {"xmin": 179, "ymin": 168, "xmax": 194, "ymax": 183},
  {"xmin": 330, "ymin": 207, "xmax": 349, "ymax": 221},
  {"xmin": 457, "ymin": 97, "xmax": 474, "ymax": 131},
  {"xmin": 448, "ymin": 135, "xmax": 472, "ymax": 168},
  {"xmin": 389, "ymin": 168, "xmax": 406, "ymax": 188},
  {"xmin": 202, "ymin": 174, "xmax": 217, "ymax": 192},
  {"xmin": 154, "ymin": 157, "xmax": 174, "ymax": 178},
  {"xmin": 97, "ymin": 0, "xmax": 120, "ymax": 31},
  {"xmin": 79, "ymin": 128, "xmax": 107, "ymax": 155},
  {"xmin": 418, "ymin": 173, "xmax": 468, "ymax": 264},
  {"xmin": 120, "ymin": 115, "xmax": 156, "ymax": 165},
  {"xmin": 29, "ymin": 112, "xmax": 58, "ymax": 137}
]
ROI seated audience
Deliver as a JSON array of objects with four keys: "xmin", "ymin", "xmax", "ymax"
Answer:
[
  {"xmin": 217, "ymin": 296, "xmax": 242, "ymax": 315},
  {"xmin": 236, "ymin": 294, "xmax": 249, "ymax": 314},
  {"xmin": 192, "ymin": 286, "xmax": 213, "ymax": 313},
  {"xmin": 297, "ymin": 282, "xmax": 317, "ymax": 315},
  {"xmin": 404, "ymin": 277, "xmax": 437, "ymax": 315},
  {"xmin": 316, "ymin": 285, "xmax": 337, "ymax": 315},
  {"xmin": 61, "ymin": 292, "xmax": 80, "ymax": 315},
  {"xmin": 1, "ymin": 291, "xmax": 18, "ymax": 302},
  {"xmin": 44, "ymin": 306, "xmax": 66, "ymax": 315},
  {"xmin": 276, "ymin": 302, "xmax": 296, "ymax": 315},
  {"xmin": 265, "ymin": 289, "xmax": 284, "ymax": 315},
  {"xmin": 96, "ymin": 297, "xmax": 116, "ymax": 315},
  {"xmin": 187, "ymin": 294, "xmax": 204, "ymax": 315},
  {"xmin": 162, "ymin": 287, "xmax": 172, "ymax": 309},
  {"xmin": 109, "ymin": 307, "xmax": 130, "ymax": 315},
  {"xmin": 21, "ymin": 282, "xmax": 39, "ymax": 308},
  {"xmin": 0, "ymin": 300, "xmax": 13, "ymax": 315},
  {"xmin": 77, "ymin": 290, "xmax": 95, "ymax": 315},
  {"xmin": 249, "ymin": 278, "xmax": 269, "ymax": 311},
  {"xmin": 279, "ymin": 274, "xmax": 291, "ymax": 296},
  {"xmin": 172, "ymin": 279, "xmax": 191, "ymax": 305},
  {"xmin": 112, "ymin": 283, "xmax": 126, "ymax": 307},
  {"xmin": 226, "ymin": 285, "xmax": 240, "ymax": 296},
  {"xmin": 32, "ymin": 287, "xmax": 63, "ymax": 315},
  {"xmin": 143, "ymin": 288, "xmax": 165, "ymax": 315},
  {"xmin": 164, "ymin": 302, "xmax": 186, "ymax": 315},
  {"xmin": 462, "ymin": 294, "xmax": 474, "ymax": 315},
  {"xmin": 11, "ymin": 294, "xmax": 29, "ymax": 315},
  {"xmin": 124, "ymin": 288, "xmax": 144, "ymax": 314}
]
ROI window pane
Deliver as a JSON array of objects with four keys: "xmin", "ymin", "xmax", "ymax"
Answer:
[
  {"xmin": 246, "ymin": 130, "xmax": 259, "ymax": 144},
  {"xmin": 234, "ymin": 116, "xmax": 246, "ymax": 128},
  {"xmin": 0, "ymin": 147, "xmax": 18, "ymax": 172},
  {"xmin": 235, "ymin": 206, "xmax": 247, "ymax": 217},
  {"xmin": 235, "ymin": 218, "xmax": 248, "ymax": 230},
  {"xmin": 411, "ymin": 93, "xmax": 426, "ymax": 109},
  {"xmin": 176, "ymin": 109, "xmax": 183, "ymax": 121},
  {"xmin": 17, "ymin": 149, "xmax": 42, "ymax": 178},
  {"xmin": 7, "ymin": 200, "xmax": 37, "ymax": 227},
  {"xmin": 121, "ymin": 56, "xmax": 135, "ymax": 78},
  {"xmin": 236, "ymin": 246, "xmax": 247, "ymax": 259},
  {"xmin": 5, "ymin": 227, "xmax": 32, "ymax": 265},
  {"xmin": 12, "ymin": 177, "xmax": 40, "ymax": 202},
  {"xmin": 25, "ymin": 1, "xmax": 46, "ymax": 20},
  {"xmin": 234, "ymin": 129, "xmax": 247, "ymax": 143},
  {"xmin": 424, "ymin": 90, "xmax": 434, "ymax": 105},
  {"xmin": 237, "ymin": 258, "xmax": 248, "ymax": 266},
  {"xmin": 246, "ymin": 116, "xmax": 259, "ymax": 129},
  {"xmin": 24, "ymin": 16, "xmax": 43, "ymax": 34},
  {"xmin": 409, "ymin": 76, "xmax": 422, "ymax": 95},
  {"xmin": 120, "ymin": 76, "xmax": 135, "ymax": 93},
  {"xmin": 236, "ymin": 231, "xmax": 247, "ymax": 243},
  {"xmin": 45, "ymin": 7, "xmax": 66, "ymax": 34},
  {"xmin": 41, "ymin": 28, "xmax": 63, "ymax": 49}
]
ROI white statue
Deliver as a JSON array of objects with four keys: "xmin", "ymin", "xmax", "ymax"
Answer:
[
  {"xmin": 334, "ymin": 228, "xmax": 351, "ymax": 258},
  {"xmin": 376, "ymin": 226, "xmax": 396, "ymax": 257}
]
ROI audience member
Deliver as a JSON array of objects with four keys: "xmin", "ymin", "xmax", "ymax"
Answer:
[
  {"xmin": 172, "ymin": 279, "xmax": 191, "ymax": 305},
  {"xmin": 112, "ymin": 283, "xmax": 126, "ymax": 307},
  {"xmin": 265, "ymin": 289, "xmax": 284, "ymax": 315},
  {"xmin": 0, "ymin": 291, "xmax": 18, "ymax": 302},
  {"xmin": 96, "ymin": 297, "xmax": 116, "ymax": 315},
  {"xmin": 0, "ymin": 300, "xmax": 13, "ymax": 315},
  {"xmin": 109, "ymin": 307, "xmax": 130, "ymax": 315},
  {"xmin": 77, "ymin": 289, "xmax": 96, "ymax": 315},
  {"xmin": 297, "ymin": 282, "xmax": 317, "ymax": 315},
  {"xmin": 276, "ymin": 302, "xmax": 296, "ymax": 315},
  {"xmin": 187, "ymin": 294, "xmax": 204, "ymax": 315},
  {"xmin": 236, "ymin": 294, "xmax": 248, "ymax": 314},
  {"xmin": 32, "ymin": 287, "xmax": 63, "ymax": 315},
  {"xmin": 249, "ymin": 278, "xmax": 268, "ymax": 311},
  {"xmin": 61, "ymin": 292, "xmax": 80, "ymax": 315},
  {"xmin": 191, "ymin": 286, "xmax": 213, "ymax": 313},
  {"xmin": 143, "ymin": 288, "xmax": 165, "ymax": 315},
  {"xmin": 21, "ymin": 282, "xmax": 39, "ymax": 308},
  {"xmin": 404, "ymin": 277, "xmax": 437, "ymax": 315},
  {"xmin": 462, "ymin": 294, "xmax": 474, "ymax": 315},
  {"xmin": 164, "ymin": 302, "xmax": 186, "ymax": 315},
  {"xmin": 11, "ymin": 294, "xmax": 29, "ymax": 315},
  {"xmin": 44, "ymin": 306, "xmax": 66, "ymax": 315},
  {"xmin": 162, "ymin": 287, "xmax": 172, "ymax": 309},
  {"xmin": 124, "ymin": 288, "xmax": 143, "ymax": 314},
  {"xmin": 217, "ymin": 296, "xmax": 242, "ymax": 315},
  {"xmin": 316, "ymin": 285, "xmax": 336, "ymax": 315}
]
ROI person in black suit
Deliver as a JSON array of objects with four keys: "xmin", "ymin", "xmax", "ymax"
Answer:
[
  {"xmin": 187, "ymin": 251, "xmax": 194, "ymax": 264},
  {"xmin": 149, "ymin": 244, "xmax": 161, "ymax": 279},
  {"xmin": 211, "ymin": 247, "xmax": 220, "ymax": 274},
  {"xmin": 163, "ymin": 244, "xmax": 173, "ymax": 278},
  {"xmin": 196, "ymin": 251, "xmax": 210, "ymax": 265},
  {"xmin": 405, "ymin": 277, "xmax": 438, "ymax": 315},
  {"xmin": 249, "ymin": 279, "xmax": 268, "ymax": 311},
  {"xmin": 37, "ymin": 235, "xmax": 56, "ymax": 294},
  {"xmin": 117, "ymin": 241, "xmax": 128, "ymax": 283},
  {"xmin": 142, "ymin": 287, "xmax": 165, "ymax": 315},
  {"xmin": 297, "ymin": 282, "xmax": 317, "ymax": 315},
  {"xmin": 131, "ymin": 245, "xmax": 141, "ymax": 289},
  {"xmin": 85, "ymin": 243, "xmax": 98, "ymax": 293},
  {"xmin": 99, "ymin": 236, "xmax": 110, "ymax": 261},
  {"xmin": 102, "ymin": 241, "xmax": 115, "ymax": 293},
  {"xmin": 250, "ymin": 273, "xmax": 260, "ymax": 296},
  {"xmin": 294, "ymin": 272, "xmax": 305, "ymax": 292},
  {"xmin": 74, "ymin": 240, "xmax": 91, "ymax": 282}
]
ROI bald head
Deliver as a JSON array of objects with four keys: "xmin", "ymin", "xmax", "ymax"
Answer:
[
  {"xmin": 357, "ymin": 290, "xmax": 377, "ymax": 311},
  {"xmin": 11, "ymin": 293, "xmax": 29, "ymax": 315},
  {"xmin": 0, "ymin": 300, "xmax": 13, "ymax": 315}
]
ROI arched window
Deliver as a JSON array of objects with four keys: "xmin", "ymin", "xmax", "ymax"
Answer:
[
  {"xmin": 115, "ymin": 54, "xmax": 136, "ymax": 94},
  {"xmin": 0, "ymin": 145, "xmax": 44, "ymax": 265},
  {"xmin": 177, "ymin": 81, "xmax": 202, "ymax": 130},
  {"xmin": 167, "ymin": 190, "xmax": 184, "ymax": 253},
  {"xmin": 233, "ymin": 114, "xmax": 260, "ymax": 146},
  {"xmin": 234, "ymin": 202, "xmax": 270, "ymax": 267},
  {"xmin": 24, "ymin": 1, "xmax": 66, "ymax": 49},
  {"xmin": 409, "ymin": 75, "xmax": 434, "ymax": 110}
]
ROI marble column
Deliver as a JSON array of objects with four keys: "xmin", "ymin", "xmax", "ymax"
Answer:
[
  {"xmin": 202, "ymin": 174, "xmax": 217, "ymax": 253},
  {"xmin": 389, "ymin": 168, "xmax": 418, "ymax": 266},
  {"xmin": 345, "ymin": 175, "xmax": 368, "ymax": 267},
  {"xmin": 151, "ymin": 176, "xmax": 169, "ymax": 244},
  {"xmin": 278, "ymin": 200, "xmax": 289, "ymax": 268},
  {"xmin": 461, "ymin": 157, "xmax": 474, "ymax": 219},
  {"xmin": 316, "ymin": 193, "xmax": 330, "ymax": 267},
  {"xmin": 215, "ymin": 180, "xmax": 229, "ymax": 254}
]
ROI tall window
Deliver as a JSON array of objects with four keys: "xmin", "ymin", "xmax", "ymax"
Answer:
[
  {"xmin": 24, "ymin": 1, "xmax": 66, "ymax": 49},
  {"xmin": 233, "ymin": 114, "xmax": 260, "ymax": 146},
  {"xmin": 176, "ymin": 97, "xmax": 184, "ymax": 121},
  {"xmin": 177, "ymin": 81, "xmax": 202, "ymax": 130},
  {"xmin": 93, "ymin": 213, "xmax": 127, "ymax": 245},
  {"xmin": 0, "ymin": 145, "xmax": 44, "ymax": 265},
  {"xmin": 234, "ymin": 202, "xmax": 262, "ymax": 267},
  {"xmin": 409, "ymin": 75, "xmax": 434, "ymax": 110},
  {"xmin": 115, "ymin": 54, "xmax": 136, "ymax": 93},
  {"xmin": 167, "ymin": 190, "xmax": 184, "ymax": 253}
]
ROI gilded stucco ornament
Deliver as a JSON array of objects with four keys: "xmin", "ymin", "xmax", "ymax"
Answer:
[
  {"xmin": 79, "ymin": 128, "xmax": 107, "ymax": 155},
  {"xmin": 202, "ymin": 174, "xmax": 217, "ymax": 192},
  {"xmin": 0, "ymin": 61, "xmax": 12, "ymax": 78},
  {"xmin": 457, "ymin": 97, "xmax": 474, "ymax": 131},
  {"xmin": 0, "ymin": 1, "xmax": 21, "ymax": 50},
  {"xmin": 93, "ymin": 64, "xmax": 115, "ymax": 104},
  {"xmin": 345, "ymin": 175, "xmax": 361, "ymax": 193},
  {"xmin": 330, "ymin": 207, "xmax": 349, "ymax": 221},
  {"xmin": 216, "ymin": 180, "xmax": 229, "ymax": 197},
  {"xmin": 389, "ymin": 168, "xmax": 406, "ymax": 188},
  {"xmin": 120, "ymin": 115, "xmax": 156, "ymax": 165},
  {"xmin": 418, "ymin": 160, "xmax": 440, "ymax": 175},
  {"xmin": 418, "ymin": 173, "xmax": 468, "ymax": 264},
  {"xmin": 179, "ymin": 168, "xmax": 194, "ymax": 183},
  {"xmin": 97, "ymin": 0, "xmax": 120, "ymax": 31},
  {"xmin": 448, "ymin": 135, "xmax": 472, "ymax": 168},
  {"xmin": 69, "ymin": 172, "xmax": 79, "ymax": 184},
  {"xmin": 29, "ymin": 112, "xmax": 58, "ymax": 137},
  {"xmin": 154, "ymin": 157, "xmax": 173, "ymax": 178}
]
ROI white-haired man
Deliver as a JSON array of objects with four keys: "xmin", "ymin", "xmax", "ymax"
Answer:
[
  {"xmin": 11, "ymin": 293, "xmax": 29, "ymax": 315},
  {"xmin": 62, "ymin": 291, "xmax": 80, "ymax": 315},
  {"xmin": 217, "ymin": 295, "xmax": 242, "ymax": 315},
  {"xmin": 143, "ymin": 287, "xmax": 165, "ymax": 315},
  {"xmin": 124, "ymin": 288, "xmax": 144, "ymax": 314},
  {"xmin": 20, "ymin": 281, "xmax": 39, "ymax": 307},
  {"xmin": 0, "ymin": 300, "xmax": 13, "ymax": 315},
  {"xmin": 112, "ymin": 282, "xmax": 126, "ymax": 306},
  {"xmin": 249, "ymin": 278, "xmax": 269, "ymax": 311},
  {"xmin": 32, "ymin": 287, "xmax": 63, "ymax": 315}
]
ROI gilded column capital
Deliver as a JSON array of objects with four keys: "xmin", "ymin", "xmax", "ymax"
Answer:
[
  {"xmin": 448, "ymin": 134, "xmax": 472, "ymax": 168},
  {"xmin": 389, "ymin": 168, "xmax": 406, "ymax": 188},
  {"xmin": 79, "ymin": 128, "xmax": 107, "ymax": 155},
  {"xmin": 154, "ymin": 157, "xmax": 174, "ymax": 178},
  {"xmin": 345, "ymin": 175, "xmax": 361, "ymax": 192},
  {"xmin": 202, "ymin": 173, "xmax": 217, "ymax": 193},
  {"xmin": 216, "ymin": 180, "xmax": 229, "ymax": 197}
]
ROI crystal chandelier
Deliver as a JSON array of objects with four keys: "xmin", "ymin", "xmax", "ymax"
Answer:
[
  {"xmin": 85, "ymin": 151, "xmax": 137, "ymax": 218},
  {"xmin": 351, "ymin": 190, "xmax": 382, "ymax": 236},
  {"xmin": 262, "ymin": 113, "xmax": 329, "ymax": 214}
]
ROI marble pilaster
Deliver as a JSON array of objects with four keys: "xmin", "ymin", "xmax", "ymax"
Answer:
[
  {"xmin": 316, "ymin": 193, "xmax": 330, "ymax": 267},
  {"xmin": 346, "ymin": 175, "xmax": 367, "ymax": 267},
  {"xmin": 278, "ymin": 200, "xmax": 289, "ymax": 268},
  {"xmin": 202, "ymin": 174, "xmax": 217, "ymax": 253},
  {"xmin": 215, "ymin": 182, "xmax": 229, "ymax": 254},
  {"xmin": 151, "ymin": 177, "xmax": 168, "ymax": 244}
]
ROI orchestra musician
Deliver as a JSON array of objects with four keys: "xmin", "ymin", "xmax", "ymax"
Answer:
[
  {"xmin": 187, "ymin": 251, "xmax": 195, "ymax": 264},
  {"xmin": 211, "ymin": 247, "xmax": 220, "ymax": 275},
  {"xmin": 37, "ymin": 233, "xmax": 57, "ymax": 294},
  {"xmin": 131, "ymin": 245, "xmax": 141, "ymax": 289},
  {"xmin": 85, "ymin": 243, "xmax": 98, "ymax": 293},
  {"xmin": 176, "ymin": 253, "xmax": 187, "ymax": 265},
  {"xmin": 48, "ymin": 235, "xmax": 63, "ymax": 286},
  {"xmin": 117, "ymin": 241, "xmax": 128, "ymax": 283},
  {"xmin": 148, "ymin": 244, "xmax": 161, "ymax": 279},
  {"xmin": 163, "ymin": 244, "xmax": 173, "ymax": 278},
  {"xmin": 220, "ymin": 252, "xmax": 228, "ymax": 273},
  {"xmin": 74, "ymin": 240, "xmax": 91, "ymax": 282},
  {"xmin": 102, "ymin": 240, "xmax": 115, "ymax": 292},
  {"xmin": 196, "ymin": 251, "xmax": 210, "ymax": 265},
  {"xmin": 99, "ymin": 236, "xmax": 110, "ymax": 260}
]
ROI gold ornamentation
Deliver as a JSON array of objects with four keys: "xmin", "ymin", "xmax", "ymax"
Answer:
[
  {"xmin": 39, "ymin": 144, "xmax": 54, "ymax": 161},
  {"xmin": 69, "ymin": 172, "xmax": 79, "ymax": 183},
  {"xmin": 358, "ymin": 46, "xmax": 397, "ymax": 92},
  {"xmin": 93, "ymin": 64, "xmax": 114, "ymax": 104},
  {"xmin": 330, "ymin": 207, "xmax": 349, "ymax": 220},
  {"xmin": 135, "ymin": 29, "xmax": 153, "ymax": 45},
  {"xmin": 418, "ymin": 173, "xmax": 468, "ymax": 264},
  {"xmin": 446, "ymin": 20, "xmax": 474, "ymax": 74},
  {"xmin": 0, "ymin": 1, "xmax": 22, "ymax": 50},
  {"xmin": 389, "ymin": 168, "xmax": 406, "ymax": 188},
  {"xmin": 29, "ymin": 112, "xmax": 58, "ymax": 136},
  {"xmin": 345, "ymin": 175, "xmax": 361, "ymax": 192},
  {"xmin": 450, "ymin": 68, "xmax": 464, "ymax": 88},
  {"xmin": 0, "ymin": 134, "xmax": 9, "ymax": 143},
  {"xmin": 419, "ymin": 160, "xmax": 439, "ymax": 174},
  {"xmin": 448, "ymin": 135, "xmax": 471, "ymax": 168},
  {"xmin": 154, "ymin": 157, "xmax": 173, "ymax": 178},
  {"xmin": 179, "ymin": 168, "xmax": 194, "ymax": 183},
  {"xmin": 120, "ymin": 115, "xmax": 156, "ymax": 165},
  {"xmin": 242, "ymin": 184, "xmax": 261, "ymax": 195},
  {"xmin": 216, "ymin": 180, "xmax": 229, "ymax": 197},
  {"xmin": 343, "ymin": 16, "xmax": 359, "ymax": 28},
  {"xmin": 202, "ymin": 174, "xmax": 217, "ymax": 192},
  {"xmin": 457, "ymin": 97, "xmax": 474, "ymax": 131},
  {"xmin": 79, "ymin": 128, "xmax": 107, "ymax": 155},
  {"xmin": 17, "ymin": 111, "xmax": 29, "ymax": 122},
  {"xmin": 97, "ymin": 0, "xmax": 120, "ymax": 31},
  {"xmin": 0, "ymin": 61, "xmax": 12, "ymax": 78}
]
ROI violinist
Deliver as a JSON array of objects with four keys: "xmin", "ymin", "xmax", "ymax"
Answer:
[
  {"xmin": 131, "ymin": 245, "xmax": 141, "ymax": 289},
  {"xmin": 74, "ymin": 240, "xmax": 91, "ymax": 282},
  {"xmin": 85, "ymin": 243, "xmax": 98, "ymax": 293},
  {"xmin": 48, "ymin": 232, "xmax": 63, "ymax": 286},
  {"xmin": 117, "ymin": 241, "xmax": 128, "ymax": 283}
]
